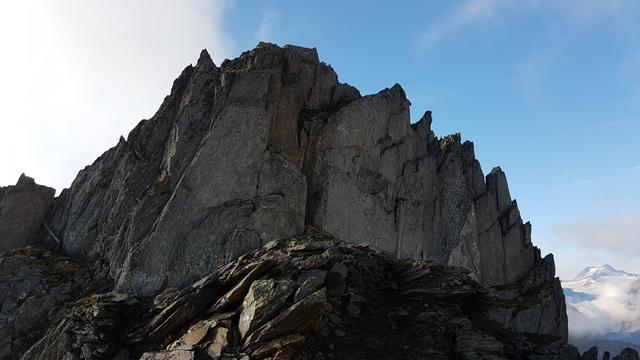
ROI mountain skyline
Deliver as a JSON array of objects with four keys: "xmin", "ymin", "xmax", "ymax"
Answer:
[
  {"xmin": 2, "ymin": 1, "xmax": 639, "ymax": 280},
  {"xmin": 0, "ymin": 42, "xmax": 573, "ymax": 359},
  {"xmin": 1, "ymin": 2, "xmax": 639, "ymax": 358},
  {"xmin": 567, "ymin": 264, "xmax": 637, "ymax": 282}
]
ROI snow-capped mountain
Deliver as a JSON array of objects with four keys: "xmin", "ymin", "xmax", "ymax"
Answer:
[
  {"xmin": 563, "ymin": 265, "xmax": 640, "ymax": 347},
  {"xmin": 575, "ymin": 264, "xmax": 636, "ymax": 281},
  {"xmin": 564, "ymin": 264, "xmax": 638, "ymax": 292}
]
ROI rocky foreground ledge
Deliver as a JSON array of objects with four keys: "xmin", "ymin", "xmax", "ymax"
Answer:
[{"xmin": 1, "ymin": 232, "xmax": 581, "ymax": 359}]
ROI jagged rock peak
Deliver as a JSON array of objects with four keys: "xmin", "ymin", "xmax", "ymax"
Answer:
[
  {"xmin": 43, "ymin": 43, "xmax": 536, "ymax": 287},
  {"xmin": 197, "ymin": 48, "xmax": 214, "ymax": 66},
  {"xmin": 0, "ymin": 42, "xmax": 574, "ymax": 358},
  {"xmin": 23, "ymin": 42, "xmax": 564, "ymax": 340}
]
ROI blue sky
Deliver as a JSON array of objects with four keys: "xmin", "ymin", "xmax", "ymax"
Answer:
[
  {"xmin": 221, "ymin": 0, "xmax": 640, "ymax": 279},
  {"xmin": 1, "ymin": 0, "xmax": 639, "ymax": 279}
]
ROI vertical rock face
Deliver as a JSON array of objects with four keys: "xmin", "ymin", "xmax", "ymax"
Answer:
[
  {"xmin": 492, "ymin": 254, "xmax": 568, "ymax": 340},
  {"xmin": 0, "ymin": 174, "xmax": 55, "ymax": 252},
  {"xmin": 43, "ymin": 44, "xmax": 353, "ymax": 295},
  {"xmin": 302, "ymin": 86, "xmax": 537, "ymax": 287},
  {"xmin": 35, "ymin": 43, "xmax": 565, "ymax": 339}
]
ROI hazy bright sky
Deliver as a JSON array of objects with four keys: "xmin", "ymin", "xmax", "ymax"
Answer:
[{"xmin": 1, "ymin": 0, "xmax": 639, "ymax": 279}]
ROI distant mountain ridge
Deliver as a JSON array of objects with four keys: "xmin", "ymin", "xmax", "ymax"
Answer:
[
  {"xmin": 571, "ymin": 338, "xmax": 639, "ymax": 357},
  {"xmin": 573, "ymin": 264, "xmax": 637, "ymax": 282},
  {"xmin": 563, "ymin": 289, "xmax": 596, "ymax": 303},
  {"xmin": 563, "ymin": 264, "xmax": 640, "ymax": 355},
  {"xmin": 564, "ymin": 264, "xmax": 638, "ymax": 291}
]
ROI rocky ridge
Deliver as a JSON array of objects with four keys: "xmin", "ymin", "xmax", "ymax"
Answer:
[
  {"xmin": 11, "ymin": 233, "xmax": 576, "ymax": 359},
  {"xmin": 6, "ymin": 232, "xmax": 636, "ymax": 360},
  {"xmin": 0, "ymin": 43, "xmax": 576, "ymax": 358}
]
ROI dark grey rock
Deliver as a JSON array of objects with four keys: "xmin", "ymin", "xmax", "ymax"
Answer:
[
  {"xmin": 295, "ymin": 269, "xmax": 326, "ymax": 302},
  {"xmin": 21, "ymin": 292, "xmax": 143, "ymax": 360},
  {"xmin": 0, "ymin": 174, "xmax": 55, "ymax": 252},
  {"xmin": 244, "ymin": 287, "xmax": 328, "ymax": 344},
  {"xmin": 613, "ymin": 348, "xmax": 640, "ymax": 360},
  {"xmin": 0, "ymin": 246, "xmax": 94, "ymax": 359},
  {"xmin": 238, "ymin": 279, "xmax": 297, "ymax": 338},
  {"xmin": 20, "ymin": 234, "xmax": 572, "ymax": 359},
  {"xmin": 492, "ymin": 254, "xmax": 568, "ymax": 341},
  {"xmin": 558, "ymin": 344, "xmax": 583, "ymax": 360},
  {"xmin": 583, "ymin": 346, "xmax": 599, "ymax": 360}
]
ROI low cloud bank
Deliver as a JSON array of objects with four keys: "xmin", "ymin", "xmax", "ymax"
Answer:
[
  {"xmin": 554, "ymin": 213, "xmax": 640, "ymax": 258},
  {"xmin": 564, "ymin": 271, "xmax": 640, "ymax": 339}
]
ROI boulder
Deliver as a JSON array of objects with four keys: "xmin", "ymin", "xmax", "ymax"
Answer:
[
  {"xmin": 244, "ymin": 287, "xmax": 329, "ymax": 344},
  {"xmin": 0, "ymin": 174, "xmax": 55, "ymax": 252},
  {"xmin": 294, "ymin": 269, "xmax": 326, "ymax": 302},
  {"xmin": 238, "ymin": 279, "xmax": 297, "ymax": 338}
]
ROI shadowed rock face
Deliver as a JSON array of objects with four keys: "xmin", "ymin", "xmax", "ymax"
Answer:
[
  {"xmin": 0, "ymin": 246, "xmax": 96, "ymax": 359},
  {"xmin": 42, "ymin": 43, "xmax": 540, "ymax": 295},
  {"xmin": 18, "ymin": 234, "xmax": 575, "ymax": 360},
  {"xmin": 0, "ymin": 174, "xmax": 55, "ymax": 252}
]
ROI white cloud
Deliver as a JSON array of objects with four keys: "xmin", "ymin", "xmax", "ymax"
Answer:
[
  {"xmin": 554, "ymin": 213, "xmax": 640, "ymax": 257},
  {"xmin": 420, "ymin": 0, "xmax": 514, "ymax": 49},
  {"xmin": 0, "ymin": 0, "xmax": 234, "ymax": 192},
  {"xmin": 420, "ymin": 0, "xmax": 635, "ymax": 50},
  {"xmin": 565, "ymin": 272, "xmax": 640, "ymax": 337},
  {"xmin": 256, "ymin": 10, "xmax": 282, "ymax": 41},
  {"xmin": 420, "ymin": 0, "xmax": 638, "ymax": 102}
]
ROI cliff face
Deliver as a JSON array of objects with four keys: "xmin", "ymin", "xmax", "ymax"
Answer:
[
  {"xmin": 37, "ymin": 43, "xmax": 566, "ymax": 339},
  {"xmin": 0, "ymin": 43, "xmax": 570, "ymax": 358},
  {"xmin": 44, "ymin": 43, "xmax": 537, "ymax": 294}
]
